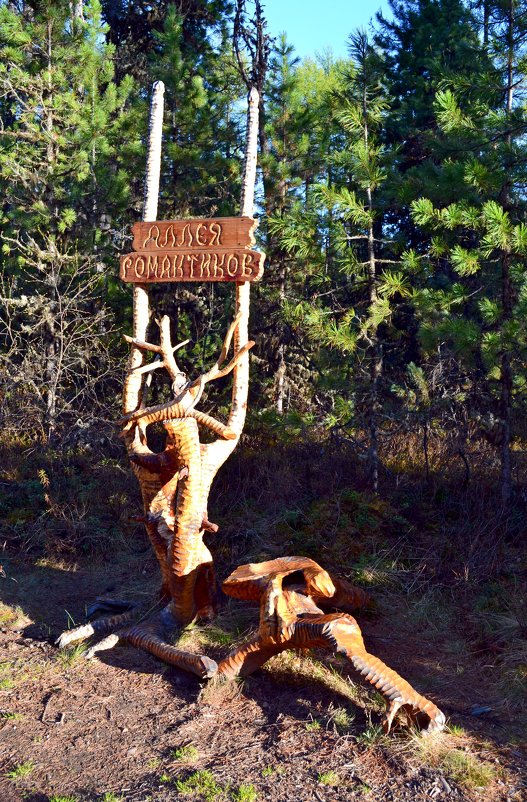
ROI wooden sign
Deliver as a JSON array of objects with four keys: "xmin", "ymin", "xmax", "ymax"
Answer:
[
  {"xmin": 120, "ymin": 216, "xmax": 265, "ymax": 284},
  {"xmin": 120, "ymin": 248, "xmax": 264, "ymax": 283},
  {"xmin": 132, "ymin": 217, "xmax": 256, "ymax": 251}
]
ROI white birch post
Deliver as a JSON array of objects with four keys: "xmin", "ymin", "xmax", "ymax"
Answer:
[
  {"xmin": 123, "ymin": 81, "xmax": 165, "ymax": 418},
  {"xmin": 201, "ymin": 87, "xmax": 260, "ymax": 485},
  {"xmin": 229, "ymin": 86, "xmax": 259, "ymax": 433}
]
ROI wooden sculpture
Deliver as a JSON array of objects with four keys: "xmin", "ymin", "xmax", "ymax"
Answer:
[
  {"xmin": 217, "ymin": 557, "xmax": 445, "ymax": 733},
  {"xmin": 56, "ymin": 83, "xmax": 445, "ymax": 733}
]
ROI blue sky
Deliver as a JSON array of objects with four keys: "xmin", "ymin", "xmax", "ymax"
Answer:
[{"xmin": 262, "ymin": 0, "xmax": 392, "ymax": 61}]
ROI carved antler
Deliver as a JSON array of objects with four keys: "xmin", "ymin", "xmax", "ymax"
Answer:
[
  {"xmin": 124, "ymin": 315, "xmax": 189, "ymax": 390},
  {"xmin": 120, "ymin": 311, "xmax": 254, "ymax": 443}
]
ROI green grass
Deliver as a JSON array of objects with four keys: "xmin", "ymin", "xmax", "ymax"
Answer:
[
  {"xmin": 231, "ymin": 785, "xmax": 257, "ymax": 802},
  {"xmin": 447, "ymin": 724, "xmax": 467, "ymax": 737},
  {"xmin": 355, "ymin": 723, "xmax": 386, "ymax": 746},
  {"xmin": 101, "ymin": 793, "xmax": 124, "ymax": 802},
  {"xmin": 0, "ymin": 711, "xmax": 22, "ymax": 720},
  {"xmin": 318, "ymin": 771, "xmax": 341, "ymax": 786},
  {"xmin": 176, "ymin": 622, "xmax": 235, "ymax": 651},
  {"xmin": 440, "ymin": 750, "xmax": 496, "ymax": 789},
  {"xmin": 261, "ymin": 765, "xmax": 283, "ymax": 778},
  {"xmin": 6, "ymin": 760, "xmax": 35, "ymax": 781},
  {"xmin": 175, "ymin": 769, "xmax": 224, "ymax": 801},
  {"xmin": 171, "ymin": 744, "xmax": 199, "ymax": 763},
  {"xmin": 56, "ymin": 644, "xmax": 86, "ymax": 668},
  {"xmin": 331, "ymin": 706, "xmax": 355, "ymax": 733},
  {"xmin": 411, "ymin": 732, "xmax": 498, "ymax": 790},
  {"xmin": 0, "ymin": 603, "xmax": 26, "ymax": 627},
  {"xmin": 305, "ymin": 718, "xmax": 321, "ymax": 731}
]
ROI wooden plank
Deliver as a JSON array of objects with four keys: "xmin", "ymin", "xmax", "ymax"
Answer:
[
  {"xmin": 120, "ymin": 248, "xmax": 265, "ymax": 283},
  {"xmin": 131, "ymin": 216, "xmax": 257, "ymax": 252}
]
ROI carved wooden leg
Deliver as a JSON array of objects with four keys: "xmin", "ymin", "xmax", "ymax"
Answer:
[
  {"xmin": 84, "ymin": 633, "xmax": 121, "ymax": 659},
  {"xmin": 55, "ymin": 609, "xmax": 138, "ymax": 649},
  {"xmin": 294, "ymin": 615, "xmax": 445, "ymax": 733},
  {"xmin": 122, "ymin": 622, "xmax": 217, "ymax": 679},
  {"xmin": 319, "ymin": 576, "xmax": 372, "ymax": 613}
]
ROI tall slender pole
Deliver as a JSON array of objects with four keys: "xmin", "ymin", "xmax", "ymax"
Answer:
[
  {"xmin": 123, "ymin": 81, "xmax": 165, "ymax": 417},
  {"xmin": 228, "ymin": 86, "xmax": 259, "ymax": 435}
]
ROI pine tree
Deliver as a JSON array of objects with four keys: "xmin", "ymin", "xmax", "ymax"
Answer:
[
  {"xmin": 260, "ymin": 51, "xmax": 345, "ymax": 414},
  {"xmin": 258, "ymin": 34, "xmax": 312, "ymax": 412},
  {"xmin": 151, "ymin": 5, "xmax": 244, "ymax": 220},
  {"xmin": 410, "ymin": 0, "xmax": 527, "ymax": 502},
  {"xmin": 0, "ymin": 0, "xmax": 137, "ymax": 440},
  {"xmin": 270, "ymin": 34, "xmax": 415, "ymax": 489},
  {"xmin": 375, "ymin": 0, "xmax": 493, "ymax": 227}
]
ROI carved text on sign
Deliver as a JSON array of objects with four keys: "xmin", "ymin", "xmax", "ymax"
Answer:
[
  {"xmin": 120, "ymin": 248, "xmax": 265, "ymax": 283},
  {"xmin": 132, "ymin": 217, "xmax": 257, "ymax": 252}
]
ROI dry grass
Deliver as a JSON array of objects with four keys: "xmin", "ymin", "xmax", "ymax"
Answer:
[
  {"xmin": 1, "ymin": 428, "xmax": 526, "ymax": 800},
  {"xmin": 397, "ymin": 730, "xmax": 498, "ymax": 790}
]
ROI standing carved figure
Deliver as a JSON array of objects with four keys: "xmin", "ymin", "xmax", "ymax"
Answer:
[{"xmin": 56, "ymin": 83, "xmax": 445, "ymax": 733}]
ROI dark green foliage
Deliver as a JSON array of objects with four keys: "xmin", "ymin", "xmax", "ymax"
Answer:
[{"xmin": 0, "ymin": 0, "xmax": 526, "ymax": 503}]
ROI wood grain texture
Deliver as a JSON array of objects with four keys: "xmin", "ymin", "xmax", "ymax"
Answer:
[
  {"xmin": 120, "ymin": 248, "xmax": 264, "ymax": 283},
  {"xmin": 218, "ymin": 557, "xmax": 445, "ymax": 734},
  {"xmin": 132, "ymin": 216, "xmax": 257, "ymax": 251}
]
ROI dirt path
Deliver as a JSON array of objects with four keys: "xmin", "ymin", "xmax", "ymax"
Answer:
[{"xmin": 0, "ymin": 556, "xmax": 525, "ymax": 802}]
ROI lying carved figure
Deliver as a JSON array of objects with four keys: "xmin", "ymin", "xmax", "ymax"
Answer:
[
  {"xmin": 56, "ymin": 555, "xmax": 445, "ymax": 734},
  {"xmin": 217, "ymin": 556, "xmax": 446, "ymax": 734}
]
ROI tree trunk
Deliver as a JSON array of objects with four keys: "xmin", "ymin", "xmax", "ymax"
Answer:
[{"xmin": 500, "ymin": 251, "xmax": 513, "ymax": 505}]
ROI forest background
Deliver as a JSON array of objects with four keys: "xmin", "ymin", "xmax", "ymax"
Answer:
[
  {"xmin": 1, "ymin": 0, "xmax": 527, "ymax": 668},
  {"xmin": 0, "ymin": 2, "xmax": 526, "ymax": 794},
  {"xmin": 2, "ymin": 0, "xmax": 527, "ymax": 503}
]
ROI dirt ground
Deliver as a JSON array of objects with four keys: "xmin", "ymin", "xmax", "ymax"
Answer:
[{"xmin": 0, "ymin": 552, "xmax": 525, "ymax": 802}]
